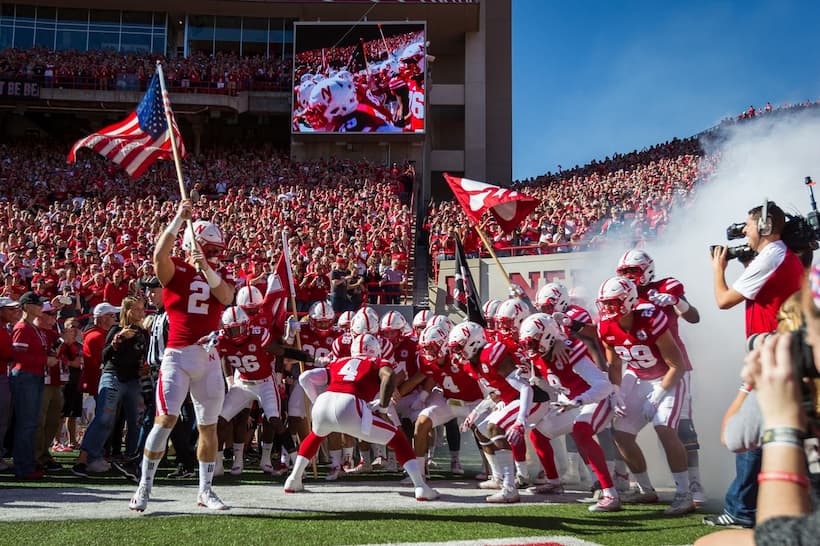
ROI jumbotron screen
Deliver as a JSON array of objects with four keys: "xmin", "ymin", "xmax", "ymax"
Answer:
[{"xmin": 292, "ymin": 22, "xmax": 426, "ymax": 134}]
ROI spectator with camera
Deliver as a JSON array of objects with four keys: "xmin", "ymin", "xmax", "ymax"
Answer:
[
  {"xmin": 708, "ymin": 200, "xmax": 805, "ymax": 528},
  {"xmin": 696, "ymin": 266, "xmax": 820, "ymax": 545}
]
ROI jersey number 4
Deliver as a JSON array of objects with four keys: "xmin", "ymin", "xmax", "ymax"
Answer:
[{"xmin": 338, "ymin": 358, "xmax": 363, "ymax": 381}]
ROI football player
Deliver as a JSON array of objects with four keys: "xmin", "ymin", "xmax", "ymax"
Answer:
[
  {"xmin": 131, "ymin": 201, "xmax": 234, "ymax": 513},
  {"xmin": 596, "ymin": 276, "xmax": 695, "ymax": 516},
  {"xmin": 283, "ymin": 334, "xmax": 438, "ymax": 501},
  {"xmin": 520, "ymin": 314, "xmax": 621, "ymax": 512},
  {"xmin": 615, "ymin": 249, "xmax": 705, "ymax": 504}
]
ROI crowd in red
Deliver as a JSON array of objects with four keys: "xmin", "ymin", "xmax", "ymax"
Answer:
[
  {"xmin": 0, "ymin": 47, "xmax": 292, "ymax": 94},
  {"xmin": 294, "ymin": 29, "xmax": 423, "ymax": 76},
  {"xmin": 0, "ymin": 142, "xmax": 415, "ymax": 320}
]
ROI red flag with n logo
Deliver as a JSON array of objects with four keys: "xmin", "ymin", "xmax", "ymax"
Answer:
[
  {"xmin": 444, "ymin": 173, "xmax": 539, "ymax": 234},
  {"xmin": 262, "ymin": 254, "xmax": 290, "ymax": 338}
]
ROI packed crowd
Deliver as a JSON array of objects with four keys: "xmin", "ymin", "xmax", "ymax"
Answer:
[
  {"xmin": 294, "ymin": 29, "xmax": 423, "ymax": 74},
  {"xmin": 0, "ymin": 142, "xmax": 415, "ymax": 318},
  {"xmin": 0, "ymin": 47, "xmax": 292, "ymax": 93}
]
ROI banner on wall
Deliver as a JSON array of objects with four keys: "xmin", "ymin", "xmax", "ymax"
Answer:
[{"xmin": 0, "ymin": 80, "xmax": 39, "ymax": 99}]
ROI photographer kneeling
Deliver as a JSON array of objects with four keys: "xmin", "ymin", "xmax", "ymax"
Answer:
[{"xmin": 697, "ymin": 266, "xmax": 820, "ymax": 545}]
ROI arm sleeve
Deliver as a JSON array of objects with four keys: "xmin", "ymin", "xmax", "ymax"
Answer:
[
  {"xmin": 298, "ymin": 367, "xmax": 329, "ymax": 404},
  {"xmin": 505, "ymin": 370, "xmax": 533, "ymax": 425},
  {"xmin": 572, "ymin": 357, "xmax": 614, "ymax": 404},
  {"xmin": 724, "ymin": 391, "xmax": 764, "ymax": 453}
]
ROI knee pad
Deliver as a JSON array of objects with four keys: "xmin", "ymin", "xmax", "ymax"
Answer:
[
  {"xmin": 144, "ymin": 424, "xmax": 173, "ymax": 454},
  {"xmin": 677, "ymin": 419, "xmax": 700, "ymax": 450}
]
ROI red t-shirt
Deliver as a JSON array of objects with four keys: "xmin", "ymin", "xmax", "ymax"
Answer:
[{"xmin": 81, "ymin": 326, "xmax": 107, "ymax": 395}]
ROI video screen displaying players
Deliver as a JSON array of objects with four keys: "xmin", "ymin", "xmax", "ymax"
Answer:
[{"xmin": 292, "ymin": 22, "xmax": 426, "ymax": 134}]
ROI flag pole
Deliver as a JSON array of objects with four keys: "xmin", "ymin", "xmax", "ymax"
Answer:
[
  {"xmin": 471, "ymin": 224, "xmax": 514, "ymax": 288},
  {"xmin": 155, "ymin": 61, "xmax": 199, "ymax": 260},
  {"xmin": 281, "ymin": 231, "xmax": 318, "ymax": 478}
]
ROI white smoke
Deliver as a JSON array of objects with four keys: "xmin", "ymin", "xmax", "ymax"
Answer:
[{"xmin": 579, "ymin": 109, "xmax": 820, "ymax": 500}]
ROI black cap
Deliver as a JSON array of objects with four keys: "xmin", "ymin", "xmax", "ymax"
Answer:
[
  {"xmin": 18, "ymin": 292, "xmax": 45, "ymax": 306},
  {"xmin": 140, "ymin": 277, "xmax": 161, "ymax": 289}
]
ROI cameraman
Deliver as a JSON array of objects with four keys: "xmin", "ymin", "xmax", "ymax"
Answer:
[
  {"xmin": 708, "ymin": 200, "xmax": 804, "ymax": 528},
  {"xmin": 696, "ymin": 268, "xmax": 820, "ymax": 545}
]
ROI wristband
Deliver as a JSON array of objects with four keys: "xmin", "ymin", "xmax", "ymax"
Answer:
[
  {"xmin": 202, "ymin": 266, "xmax": 222, "ymax": 288},
  {"xmin": 164, "ymin": 215, "xmax": 184, "ymax": 238},
  {"xmin": 762, "ymin": 427, "xmax": 806, "ymax": 448},
  {"xmin": 673, "ymin": 298, "xmax": 690, "ymax": 314},
  {"xmin": 739, "ymin": 383, "xmax": 753, "ymax": 394},
  {"xmin": 758, "ymin": 471, "xmax": 809, "ymax": 488}
]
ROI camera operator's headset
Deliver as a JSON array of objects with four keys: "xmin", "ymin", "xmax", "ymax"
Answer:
[{"xmin": 759, "ymin": 198, "xmax": 773, "ymax": 237}]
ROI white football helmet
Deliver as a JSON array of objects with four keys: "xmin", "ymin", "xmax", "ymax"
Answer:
[
  {"xmin": 350, "ymin": 307, "xmax": 380, "ymax": 336},
  {"xmin": 221, "ymin": 306, "xmax": 250, "ymax": 340},
  {"xmin": 426, "ymin": 314, "xmax": 453, "ymax": 335},
  {"xmin": 519, "ymin": 313, "xmax": 564, "ymax": 356},
  {"xmin": 535, "ymin": 282, "xmax": 570, "ymax": 314},
  {"xmin": 447, "ymin": 321, "xmax": 487, "ymax": 360},
  {"xmin": 495, "ymin": 298, "xmax": 530, "ymax": 335},
  {"xmin": 309, "ymin": 76, "xmax": 358, "ymax": 125},
  {"xmin": 296, "ymin": 79, "xmax": 316, "ymax": 111},
  {"xmin": 596, "ymin": 276, "xmax": 639, "ymax": 321},
  {"xmin": 182, "ymin": 220, "xmax": 225, "ymax": 266},
  {"xmin": 379, "ymin": 310, "xmax": 408, "ymax": 341},
  {"xmin": 400, "ymin": 42, "xmax": 425, "ymax": 74},
  {"xmin": 350, "ymin": 333, "xmax": 381, "ymax": 359},
  {"xmin": 412, "ymin": 310, "xmax": 432, "ymax": 332},
  {"xmin": 616, "ymin": 249, "xmax": 655, "ymax": 286},
  {"xmin": 308, "ymin": 300, "xmax": 335, "ymax": 334},
  {"xmin": 419, "ymin": 324, "xmax": 449, "ymax": 356},
  {"xmin": 482, "ymin": 299, "xmax": 502, "ymax": 330},
  {"xmin": 337, "ymin": 310, "xmax": 355, "ymax": 332},
  {"xmin": 237, "ymin": 285, "xmax": 263, "ymax": 311}
]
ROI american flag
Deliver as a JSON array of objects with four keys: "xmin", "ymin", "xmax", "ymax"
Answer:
[{"xmin": 67, "ymin": 72, "xmax": 186, "ymax": 179}]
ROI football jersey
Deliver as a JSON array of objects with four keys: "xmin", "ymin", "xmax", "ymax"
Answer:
[
  {"xmin": 532, "ymin": 338, "xmax": 592, "ymax": 399},
  {"xmin": 391, "ymin": 336, "xmax": 418, "ymax": 378},
  {"xmin": 327, "ymin": 356, "xmax": 392, "ymax": 401},
  {"xmin": 332, "ymin": 332, "xmax": 353, "ymax": 358},
  {"xmin": 299, "ymin": 324, "xmax": 337, "ymax": 364},
  {"xmin": 566, "ymin": 304, "xmax": 593, "ymax": 328},
  {"xmin": 598, "ymin": 303, "xmax": 670, "ymax": 380},
  {"xmin": 639, "ymin": 277, "xmax": 693, "ymax": 371},
  {"xmin": 476, "ymin": 341, "xmax": 519, "ymax": 404},
  {"xmin": 163, "ymin": 256, "xmax": 225, "ymax": 349},
  {"xmin": 218, "ymin": 326, "xmax": 274, "ymax": 381},
  {"xmin": 335, "ymin": 104, "xmax": 391, "ymax": 133},
  {"xmin": 404, "ymin": 79, "xmax": 424, "ymax": 132},
  {"xmin": 419, "ymin": 353, "xmax": 483, "ymax": 401}
]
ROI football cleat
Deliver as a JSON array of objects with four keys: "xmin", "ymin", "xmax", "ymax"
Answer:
[
  {"xmin": 486, "ymin": 488, "xmax": 520, "ymax": 504},
  {"xmin": 129, "ymin": 485, "xmax": 151, "ymax": 512},
  {"xmin": 325, "ymin": 466, "xmax": 341, "ymax": 481},
  {"xmin": 371, "ymin": 456, "xmax": 387, "ymax": 470},
  {"xmin": 283, "ymin": 476, "xmax": 304, "ymax": 493},
  {"xmin": 589, "ymin": 495, "xmax": 622, "ymax": 512},
  {"xmin": 415, "ymin": 485, "xmax": 440, "ymax": 501},
  {"xmin": 528, "ymin": 481, "xmax": 564, "ymax": 495},
  {"xmin": 197, "ymin": 489, "xmax": 229, "ymax": 511},
  {"xmin": 664, "ymin": 492, "xmax": 696, "ymax": 516},
  {"xmin": 345, "ymin": 460, "xmax": 372, "ymax": 474},
  {"xmin": 478, "ymin": 477, "xmax": 502, "ymax": 490},
  {"xmin": 531, "ymin": 470, "xmax": 548, "ymax": 485},
  {"xmin": 621, "ymin": 488, "xmax": 660, "ymax": 504}
]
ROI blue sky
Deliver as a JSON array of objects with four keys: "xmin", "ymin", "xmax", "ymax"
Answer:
[{"xmin": 512, "ymin": 0, "xmax": 820, "ymax": 181}]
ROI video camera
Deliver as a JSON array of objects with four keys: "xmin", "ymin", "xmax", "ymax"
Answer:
[
  {"xmin": 712, "ymin": 177, "xmax": 820, "ymax": 262},
  {"xmin": 790, "ymin": 327, "xmax": 820, "ymax": 429}
]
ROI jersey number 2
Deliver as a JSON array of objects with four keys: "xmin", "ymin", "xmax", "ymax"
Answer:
[{"xmin": 187, "ymin": 280, "xmax": 210, "ymax": 315}]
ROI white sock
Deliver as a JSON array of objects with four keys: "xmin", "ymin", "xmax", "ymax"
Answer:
[
  {"xmin": 672, "ymin": 470, "xmax": 690, "ymax": 495},
  {"xmin": 602, "ymin": 486, "xmax": 618, "ymax": 498},
  {"xmin": 403, "ymin": 458, "xmax": 426, "ymax": 488},
  {"xmin": 199, "ymin": 461, "xmax": 216, "ymax": 492},
  {"xmin": 140, "ymin": 456, "xmax": 161, "ymax": 489},
  {"xmin": 514, "ymin": 460, "xmax": 530, "ymax": 481},
  {"xmin": 633, "ymin": 471, "xmax": 654, "ymax": 492},
  {"xmin": 342, "ymin": 446, "xmax": 355, "ymax": 465},
  {"xmin": 494, "ymin": 449, "xmax": 515, "ymax": 491},
  {"xmin": 416, "ymin": 456, "xmax": 427, "ymax": 476},
  {"xmin": 260, "ymin": 442, "xmax": 273, "ymax": 466},
  {"xmin": 289, "ymin": 455, "xmax": 310, "ymax": 482},
  {"xmin": 329, "ymin": 449, "xmax": 341, "ymax": 469},
  {"xmin": 233, "ymin": 443, "xmax": 244, "ymax": 460},
  {"xmin": 486, "ymin": 452, "xmax": 501, "ymax": 480}
]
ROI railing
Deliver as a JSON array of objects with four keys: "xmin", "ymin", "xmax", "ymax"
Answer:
[{"xmin": 7, "ymin": 73, "xmax": 289, "ymax": 95}]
